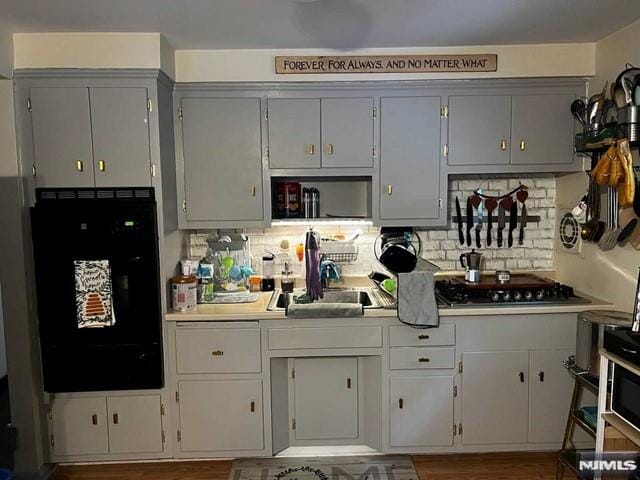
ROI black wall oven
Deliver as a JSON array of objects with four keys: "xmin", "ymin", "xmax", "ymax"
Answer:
[{"xmin": 31, "ymin": 188, "xmax": 163, "ymax": 392}]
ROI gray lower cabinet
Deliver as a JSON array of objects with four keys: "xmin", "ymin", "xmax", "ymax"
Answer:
[
  {"xmin": 30, "ymin": 87, "xmax": 95, "ymax": 188},
  {"xmin": 177, "ymin": 379, "xmax": 264, "ymax": 453},
  {"xmin": 462, "ymin": 351, "xmax": 530, "ymax": 445},
  {"xmin": 379, "ymin": 96, "xmax": 443, "ymax": 223},
  {"xmin": 448, "ymin": 95, "xmax": 512, "ymax": 167},
  {"xmin": 268, "ymin": 98, "xmax": 321, "ymax": 169},
  {"xmin": 292, "ymin": 357, "xmax": 359, "ymax": 441},
  {"xmin": 49, "ymin": 394, "xmax": 165, "ymax": 457},
  {"xmin": 321, "ymin": 98, "xmax": 374, "ymax": 168},
  {"xmin": 29, "ymin": 86, "xmax": 152, "ymax": 188},
  {"xmin": 462, "ymin": 349, "xmax": 573, "ymax": 445},
  {"xmin": 389, "ymin": 376, "xmax": 454, "ymax": 447},
  {"xmin": 180, "ymin": 97, "xmax": 263, "ymax": 223},
  {"xmin": 510, "ymin": 94, "xmax": 575, "ymax": 165},
  {"xmin": 89, "ymin": 87, "xmax": 152, "ymax": 187}
]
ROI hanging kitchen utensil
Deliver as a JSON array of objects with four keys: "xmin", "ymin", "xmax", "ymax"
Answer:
[
  {"xmin": 484, "ymin": 198, "xmax": 498, "ymax": 247},
  {"xmin": 617, "ymin": 207, "xmax": 638, "ymax": 245},
  {"xmin": 581, "ymin": 175, "xmax": 597, "ymax": 241},
  {"xmin": 516, "ymin": 189, "xmax": 528, "ymax": 245},
  {"xmin": 455, "ymin": 196, "xmax": 464, "ymax": 245},
  {"xmin": 593, "ymin": 181, "xmax": 606, "ymax": 243},
  {"xmin": 633, "ymin": 167, "xmax": 640, "ymax": 217},
  {"xmin": 628, "ymin": 214, "xmax": 640, "ymax": 250},
  {"xmin": 570, "ymin": 98, "xmax": 587, "ymax": 126},
  {"xmin": 598, "ymin": 187, "xmax": 612, "ymax": 248},
  {"xmin": 471, "ymin": 195, "xmax": 483, "ymax": 248},
  {"xmin": 497, "ymin": 203, "xmax": 506, "ymax": 248},
  {"xmin": 508, "ymin": 201, "xmax": 518, "ymax": 248},
  {"xmin": 466, "ymin": 197, "xmax": 473, "ymax": 247}
]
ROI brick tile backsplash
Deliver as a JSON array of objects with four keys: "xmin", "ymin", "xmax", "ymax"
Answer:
[{"xmin": 188, "ymin": 175, "xmax": 555, "ymax": 275}]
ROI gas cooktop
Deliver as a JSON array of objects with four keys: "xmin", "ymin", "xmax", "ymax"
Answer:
[{"xmin": 435, "ymin": 274, "xmax": 591, "ymax": 308}]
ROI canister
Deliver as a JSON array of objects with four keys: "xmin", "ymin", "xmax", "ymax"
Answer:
[{"xmin": 171, "ymin": 275, "xmax": 197, "ymax": 311}]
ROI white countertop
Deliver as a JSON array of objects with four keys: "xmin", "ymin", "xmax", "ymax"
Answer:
[{"xmin": 165, "ymin": 288, "xmax": 614, "ymax": 322}]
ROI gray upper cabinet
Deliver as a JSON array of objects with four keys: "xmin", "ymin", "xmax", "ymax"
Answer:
[
  {"xmin": 448, "ymin": 95, "xmax": 511, "ymax": 166},
  {"xmin": 380, "ymin": 96, "xmax": 443, "ymax": 223},
  {"xmin": 181, "ymin": 97, "xmax": 263, "ymax": 223},
  {"xmin": 510, "ymin": 94, "xmax": 575, "ymax": 165},
  {"xmin": 321, "ymin": 98, "xmax": 374, "ymax": 168},
  {"xmin": 268, "ymin": 98, "xmax": 321, "ymax": 169},
  {"xmin": 90, "ymin": 87, "xmax": 152, "ymax": 187},
  {"xmin": 30, "ymin": 85, "xmax": 153, "ymax": 189},
  {"xmin": 30, "ymin": 87, "xmax": 95, "ymax": 188}
]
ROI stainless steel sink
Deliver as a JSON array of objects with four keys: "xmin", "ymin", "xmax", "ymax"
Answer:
[{"xmin": 267, "ymin": 287, "xmax": 394, "ymax": 311}]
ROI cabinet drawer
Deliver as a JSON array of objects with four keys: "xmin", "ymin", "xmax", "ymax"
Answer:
[
  {"xmin": 390, "ymin": 347, "xmax": 455, "ymax": 370},
  {"xmin": 176, "ymin": 328, "xmax": 261, "ymax": 374},
  {"xmin": 389, "ymin": 324, "xmax": 455, "ymax": 347},
  {"xmin": 268, "ymin": 326, "xmax": 382, "ymax": 350}
]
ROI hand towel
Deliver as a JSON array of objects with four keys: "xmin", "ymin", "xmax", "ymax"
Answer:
[{"xmin": 397, "ymin": 258, "xmax": 439, "ymax": 328}]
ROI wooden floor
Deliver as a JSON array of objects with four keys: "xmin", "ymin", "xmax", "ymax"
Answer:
[{"xmin": 51, "ymin": 452, "xmax": 569, "ymax": 480}]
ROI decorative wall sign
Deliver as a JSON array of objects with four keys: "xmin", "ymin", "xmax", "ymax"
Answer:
[{"xmin": 275, "ymin": 54, "xmax": 497, "ymax": 74}]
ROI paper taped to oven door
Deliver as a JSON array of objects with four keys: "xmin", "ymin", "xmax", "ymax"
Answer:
[{"xmin": 74, "ymin": 260, "xmax": 116, "ymax": 328}]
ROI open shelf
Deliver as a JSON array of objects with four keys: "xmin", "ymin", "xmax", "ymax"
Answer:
[
  {"xmin": 572, "ymin": 409, "xmax": 597, "ymax": 439},
  {"xmin": 602, "ymin": 413, "xmax": 640, "ymax": 448},
  {"xmin": 270, "ymin": 176, "xmax": 373, "ymax": 223}
]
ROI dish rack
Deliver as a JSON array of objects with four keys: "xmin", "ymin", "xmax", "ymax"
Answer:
[{"xmin": 321, "ymin": 241, "xmax": 358, "ymax": 263}]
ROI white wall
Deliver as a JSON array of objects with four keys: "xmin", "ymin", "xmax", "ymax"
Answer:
[
  {"xmin": 13, "ymin": 32, "xmax": 175, "ymax": 79},
  {"xmin": 0, "ymin": 21, "xmax": 13, "ymax": 78},
  {"xmin": 555, "ymin": 18, "xmax": 640, "ymax": 312},
  {"xmin": 175, "ymin": 43, "xmax": 595, "ymax": 82}
]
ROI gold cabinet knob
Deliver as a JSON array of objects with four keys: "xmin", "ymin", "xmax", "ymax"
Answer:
[
  {"xmin": 327, "ymin": 143, "xmax": 334, "ymax": 155},
  {"xmin": 519, "ymin": 140, "xmax": 526, "ymax": 151},
  {"xmin": 98, "ymin": 160, "xmax": 106, "ymax": 172},
  {"xmin": 76, "ymin": 160, "xmax": 84, "ymax": 172},
  {"xmin": 387, "ymin": 185, "xmax": 393, "ymax": 195},
  {"xmin": 500, "ymin": 139, "xmax": 508, "ymax": 151},
  {"xmin": 307, "ymin": 144, "xmax": 315, "ymax": 155},
  {"xmin": 250, "ymin": 186, "xmax": 256, "ymax": 196}
]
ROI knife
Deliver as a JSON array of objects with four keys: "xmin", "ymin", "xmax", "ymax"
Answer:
[
  {"xmin": 474, "ymin": 199, "xmax": 483, "ymax": 248},
  {"xmin": 519, "ymin": 202, "xmax": 527, "ymax": 245},
  {"xmin": 508, "ymin": 202, "xmax": 518, "ymax": 248},
  {"xmin": 466, "ymin": 198, "xmax": 473, "ymax": 247},
  {"xmin": 497, "ymin": 205, "xmax": 506, "ymax": 247},
  {"xmin": 455, "ymin": 197, "xmax": 464, "ymax": 245}
]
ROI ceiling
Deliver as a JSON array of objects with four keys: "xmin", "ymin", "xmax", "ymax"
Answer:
[{"xmin": 3, "ymin": 0, "xmax": 640, "ymax": 50}]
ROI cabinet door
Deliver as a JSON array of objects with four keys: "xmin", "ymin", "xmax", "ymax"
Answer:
[
  {"xmin": 462, "ymin": 351, "xmax": 529, "ymax": 445},
  {"xmin": 293, "ymin": 357, "xmax": 358, "ymax": 440},
  {"xmin": 528, "ymin": 349, "xmax": 573, "ymax": 443},
  {"xmin": 181, "ymin": 97, "xmax": 263, "ymax": 222},
  {"xmin": 178, "ymin": 380, "xmax": 263, "ymax": 452},
  {"xmin": 390, "ymin": 376, "xmax": 454, "ymax": 447},
  {"xmin": 51, "ymin": 397, "xmax": 108, "ymax": 456},
  {"xmin": 448, "ymin": 95, "xmax": 511, "ymax": 166},
  {"xmin": 107, "ymin": 395, "xmax": 163, "ymax": 454},
  {"xmin": 511, "ymin": 94, "xmax": 575, "ymax": 165},
  {"xmin": 30, "ymin": 87, "xmax": 94, "ymax": 188},
  {"xmin": 268, "ymin": 98, "xmax": 321, "ymax": 168},
  {"xmin": 380, "ymin": 96, "xmax": 441, "ymax": 220},
  {"xmin": 321, "ymin": 98, "xmax": 374, "ymax": 168},
  {"xmin": 90, "ymin": 87, "xmax": 151, "ymax": 187}
]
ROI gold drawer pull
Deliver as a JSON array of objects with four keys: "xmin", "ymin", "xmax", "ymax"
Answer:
[
  {"xmin": 211, "ymin": 350, "xmax": 224, "ymax": 356},
  {"xmin": 519, "ymin": 140, "xmax": 526, "ymax": 151},
  {"xmin": 250, "ymin": 186, "xmax": 256, "ymax": 196},
  {"xmin": 113, "ymin": 413, "xmax": 119, "ymax": 425},
  {"xmin": 91, "ymin": 414, "xmax": 98, "ymax": 425},
  {"xmin": 500, "ymin": 139, "xmax": 507, "ymax": 151},
  {"xmin": 327, "ymin": 143, "xmax": 334, "ymax": 155},
  {"xmin": 418, "ymin": 357, "xmax": 430, "ymax": 363},
  {"xmin": 76, "ymin": 160, "xmax": 84, "ymax": 172},
  {"xmin": 250, "ymin": 401, "xmax": 255, "ymax": 413},
  {"xmin": 307, "ymin": 144, "xmax": 315, "ymax": 155},
  {"xmin": 418, "ymin": 334, "xmax": 430, "ymax": 340},
  {"xmin": 387, "ymin": 185, "xmax": 393, "ymax": 195},
  {"xmin": 98, "ymin": 160, "xmax": 106, "ymax": 171}
]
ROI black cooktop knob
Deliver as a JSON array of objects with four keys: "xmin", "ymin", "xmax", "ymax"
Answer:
[
  {"xmin": 524, "ymin": 290, "xmax": 534, "ymax": 301},
  {"xmin": 513, "ymin": 291, "xmax": 523, "ymax": 301},
  {"xmin": 503, "ymin": 291, "xmax": 513, "ymax": 302},
  {"xmin": 535, "ymin": 290, "xmax": 545, "ymax": 301},
  {"xmin": 490, "ymin": 291, "xmax": 501, "ymax": 302}
]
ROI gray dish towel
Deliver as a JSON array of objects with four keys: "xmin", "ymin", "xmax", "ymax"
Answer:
[
  {"xmin": 397, "ymin": 258, "xmax": 439, "ymax": 327},
  {"xmin": 287, "ymin": 302, "xmax": 364, "ymax": 318}
]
